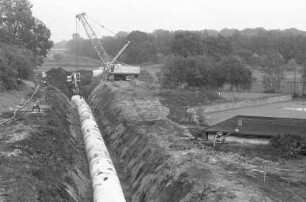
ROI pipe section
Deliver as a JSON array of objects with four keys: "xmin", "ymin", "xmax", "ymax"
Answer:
[{"xmin": 71, "ymin": 95, "xmax": 126, "ymax": 202}]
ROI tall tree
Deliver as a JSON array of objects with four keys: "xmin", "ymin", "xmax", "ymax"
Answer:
[
  {"xmin": 0, "ymin": 0, "xmax": 53, "ymax": 64},
  {"xmin": 171, "ymin": 31, "xmax": 203, "ymax": 57},
  {"xmin": 124, "ymin": 31, "xmax": 157, "ymax": 64},
  {"xmin": 203, "ymin": 36, "xmax": 232, "ymax": 59},
  {"xmin": 260, "ymin": 52, "xmax": 286, "ymax": 92},
  {"xmin": 152, "ymin": 29, "xmax": 173, "ymax": 57},
  {"xmin": 220, "ymin": 56, "xmax": 252, "ymax": 90},
  {"xmin": 0, "ymin": 43, "xmax": 35, "ymax": 89}
]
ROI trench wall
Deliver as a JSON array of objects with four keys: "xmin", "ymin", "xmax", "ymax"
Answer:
[
  {"xmin": 42, "ymin": 87, "xmax": 92, "ymax": 201},
  {"xmin": 88, "ymin": 81, "xmax": 242, "ymax": 202}
]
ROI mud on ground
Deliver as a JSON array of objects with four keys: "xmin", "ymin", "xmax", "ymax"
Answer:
[{"xmin": 0, "ymin": 86, "xmax": 91, "ymax": 202}]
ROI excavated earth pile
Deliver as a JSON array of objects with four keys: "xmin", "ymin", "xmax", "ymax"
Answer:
[
  {"xmin": 0, "ymin": 86, "xmax": 92, "ymax": 201},
  {"xmin": 46, "ymin": 68, "xmax": 73, "ymax": 98},
  {"xmin": 88, "ymin": 81, "xmax": 274, "ymax": 202}
]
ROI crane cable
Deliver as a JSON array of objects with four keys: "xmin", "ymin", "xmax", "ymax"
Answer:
[
  {"xmin": 77, "ymin": 14, "xmax": 131, "ymax": 65},
  {"xmin": 86, "ymin": 15, "xmax": 117, "ymax": 36},
  {"xmin": 86, "ymin": 15, "xmax": 131, "ymax": 49},
  {"xmin": 75, "ymin": 17, "xmax": 80, "ymax": 69}
]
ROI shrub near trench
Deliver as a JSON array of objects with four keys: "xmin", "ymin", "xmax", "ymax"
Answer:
[{"xmin": 269, "ymin": 134, "xmax": 306, "ymax": 159}]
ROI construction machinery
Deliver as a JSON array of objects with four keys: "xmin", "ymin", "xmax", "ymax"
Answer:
[
  {"xmin": 67, "ymin": 72, "xmax": 81, "ymax": 94},
  {"xmin": 76, "ymin": 13, "xmax": 140, "ymax": 81}
]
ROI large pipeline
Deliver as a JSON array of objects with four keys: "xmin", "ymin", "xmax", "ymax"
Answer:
[{"xmin": 71, "ymin": 95, "xmax": 126, "ymax": 202}]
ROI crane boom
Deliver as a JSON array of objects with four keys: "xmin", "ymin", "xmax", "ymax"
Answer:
[
  {"xmin": 76, "ymin": 12, "xmax": 140, "ymax": 81},
  {"xmin": 111, "ymin": 41, "xmax": 130, "ymax": 64},
  {"xmin": 76, "ymin": 13, "xmax": 110, "ymax": 67}
]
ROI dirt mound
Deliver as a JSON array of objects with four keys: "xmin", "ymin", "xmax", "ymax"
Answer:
[{"xmin": 46, "ymin": 68, "xmax": 73, "ymax": 97}]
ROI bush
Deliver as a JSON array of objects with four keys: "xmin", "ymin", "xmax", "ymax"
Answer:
[
  {"xmin": 161, "ymin": 55, "xmax": 222, "ymax": 88},
  {"xmin": 269, "ymin": 134, "xmax": 306, "ymax": 159}
]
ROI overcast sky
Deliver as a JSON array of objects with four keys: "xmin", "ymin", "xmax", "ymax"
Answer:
[{"xmin": 29, "ymin": 0, "xmax": 306, "ymax": 42}]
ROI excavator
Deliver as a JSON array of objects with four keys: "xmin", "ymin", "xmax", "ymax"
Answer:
[{"xmin": 75, "ymin": 13, "xmax": 140, "ymax": 81}]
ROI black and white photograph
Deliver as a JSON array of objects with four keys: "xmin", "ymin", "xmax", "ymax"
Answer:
[{"xmin": 0, "ymin": 0, "xmax": 306, "ymax": 201}]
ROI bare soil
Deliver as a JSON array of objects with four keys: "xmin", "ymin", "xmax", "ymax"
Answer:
[{"xmin": 0, "ymin": 86, "xmax": 91, "ymax": 202}]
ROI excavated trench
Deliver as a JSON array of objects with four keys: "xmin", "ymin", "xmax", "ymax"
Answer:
[
  {"xmin": 87, "ymin": 81, "xmax": 258, "ymax": 202},
  {"xmin": 46, "ymin": 77, "xmax": 306, "ymax": 201},
  {"xmin": 6, "ymin": 70, "xmax": 304, "ymax": 201},
  {"xmin": 88, "ymin": 82, "xmax": 192, "ymax": 202},
  {"xmin": 5, "ymin": 68, "xmax": 306, "ymax": 201},
  {"xmin": 0, "ymin": 85, "xmax": 92, "ymax": 201}
]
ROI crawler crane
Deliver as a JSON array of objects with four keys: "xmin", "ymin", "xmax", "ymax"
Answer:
[{"xmin": 76, "ymin": 13, "xmax": 140, "ymax": 81}]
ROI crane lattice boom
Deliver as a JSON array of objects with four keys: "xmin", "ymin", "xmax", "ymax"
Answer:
[
  {"xmin": 76, "ymin": 13, "xmax": 110, "ymax": 68},
  {"xmin": 76, "ymin": 12, "xmax": 140, "ymax": 81}
]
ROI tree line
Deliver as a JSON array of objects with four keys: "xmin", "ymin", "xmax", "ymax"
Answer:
[
  {"xmin": 0, "ymin": 0, "xmax": 53, "ymax": 90},
  {"xmin": 57, "ymin": 27, "xmax": 306, "ymax": 90}
]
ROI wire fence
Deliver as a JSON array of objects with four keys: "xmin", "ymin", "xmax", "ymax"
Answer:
[{"xmin": 223, "ymin": 80, "xmax": 306, "ymax": 95}]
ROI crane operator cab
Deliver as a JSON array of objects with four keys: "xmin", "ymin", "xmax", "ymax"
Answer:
[{"xmin": 110, "ymin": 64, "xmax": 115, "ymax": 73}]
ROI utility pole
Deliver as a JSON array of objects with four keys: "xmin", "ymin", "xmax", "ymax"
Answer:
[
  {"xmin": 272, "ymin": 30, "xmax": 277, "ymax": 92},
  {"xmin": 273, "ymin": 29, "xmax": 282, "ymax": 93},
  {"xmin": 74, "ymin": 18, "xmax": 80, "ymax": 70},
  {"xmin": 294, "ymin": 66, "xmax": 296, "ymax": 95}
]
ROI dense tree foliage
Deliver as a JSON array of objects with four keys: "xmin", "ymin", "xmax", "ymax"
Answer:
[
  {"xmin": 0, "ymin": 43, "xmax": 35, "ymax": 89},
  {"xmin": 162, "ymin": 56, "xmax": 223, "ymax": 88},
  {"xmin": 0, "ymin": 0, "xmax": 53, "ymax": 89},
  {"xmin": 0, "ymin": 0, "xmax": 53, "ymax": 64},
  {"xmin": 203, "ymin": 36, "xmax": 232, "ymax": 59},
  {"xmin": 63, "ymin": 28, "xmax": 306, "ymax": 66},
  {"xmin": 171, "ymin": 31, "xmax": 203, "ymax": 57},
  {"xmin": 220, "ymin": 56, "xmax": 252, "ymax": 90},
  {"xmin": 161, "ymin": 55, "xmax": 251, "ymax": 89},
  {"xmin": 123, "ymin": 31, "xmax": 157, "ymax": 64},
  {"xmin": 61, "ymin": 27, "xmax": 306, "ymax": 89}
]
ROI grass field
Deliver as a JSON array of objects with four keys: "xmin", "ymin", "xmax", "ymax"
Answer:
[
  {"xmin": 249, "ymin": 70, "xmax": 303, "ymax": 94},
  {"xmin": 219, "ymin": 91, "xmax": 280, "ymax": 101}
]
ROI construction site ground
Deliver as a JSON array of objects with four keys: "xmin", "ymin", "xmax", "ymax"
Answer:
[
  {"xmin": 1, "ymin": 67, "xmax": 306, "ymax": 201},
  {"xmin": 0, "ymin": 84, "xmax": 92, "ymax": 201},
  {"xmin": 89, "ymin": 79, "xmax": 306, "ymax": 201},
  {"xmin": 0, "ymin": 81, "xmax": 35, "ymax": 114}
]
